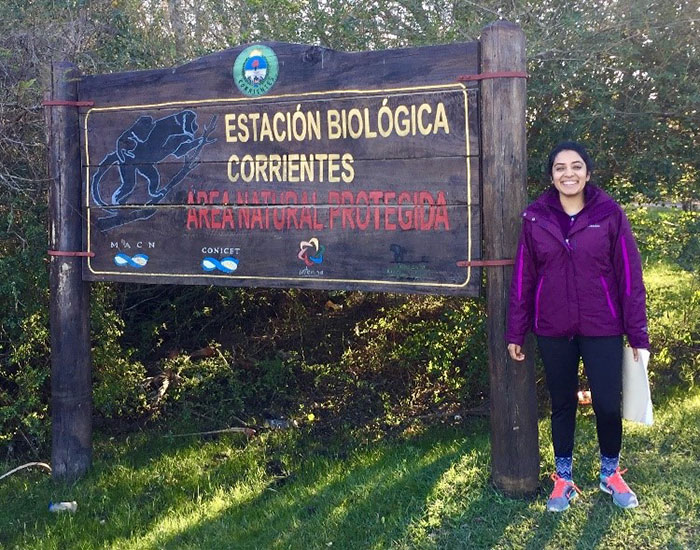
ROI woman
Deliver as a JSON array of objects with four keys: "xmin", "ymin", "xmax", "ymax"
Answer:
[{"xmin": 506, "ymin": 141, "xmax": 649, "ymax": 512}]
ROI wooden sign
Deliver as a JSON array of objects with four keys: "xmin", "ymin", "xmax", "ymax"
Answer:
[
  {"xmin": 79, "ymin": 42, "xmax": 481, "ymax": 294},
  {"xmin": 50, "ymin": 23, "xmax": 537, "ymax": 493}
]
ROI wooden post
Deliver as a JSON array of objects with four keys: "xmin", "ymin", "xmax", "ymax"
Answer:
[
  {"xmin": 47, "ymin": 62, "xmax": 92, "ymax": 480},
  {"xmin": 480, "ymin": 21, "xmax": 539, "ymax": 496}
]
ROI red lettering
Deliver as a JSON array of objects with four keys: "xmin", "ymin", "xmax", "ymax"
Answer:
[
  {"xmin": 198, "ymin": 208, "xmax": 211, "ymax": 228},
  {"xmin": 384, "ymin": 191, "xmax": 396, "ymax": 230},
  {"xmin": 285, "ymin": 191, "xmax": 299, "ymax": 229},
  {"xmin": 418, "ymin": 191, "xmax": 435, "ymax": 230},
  {"xmin": 328, "ymin": 191, "xmax": 340, "ymax": 229},
  {"xmin": 312, "ymin": 192, "xmax": 323, "ymax": 229},
  {"xmin": 211, "ymin": 207, "xmax": 222, "ymax": 229},
  {"xmin": 222, "ymin": 207, "xmax": 235, "ymax": 229},
  {"xmin": 250, "ymin": 207, "xmax": 263, "ymax": 229},
  {"xmin": 341, "ymin": 191, "xmax": 355, "ymax": 229},
  {"xmin": 355, "ymin": 191, "xmax": 370, "ymax": 230},
  {"xmin": 286, "ymin": 206, "xmax": 299, "ymax": 229},
  {"xmin": 273, "ymin": 205, "xmax": 285, "ymax": 230},
  {"xmin": 398, "ymin": 192, "xmax": 413, "ymax": 230},
  {"xmin": 186, "ymin": 208, "xmax": 198, "ymax": 229},
  {"xmin": 313, "ymin": 207, "xmax": 323, "ymax": 230},
  {"xmin": 238, "ymin": 208, "xmax": 250, "ymax": 229},
  {"xmin": 299, "ymin": 207, "xmax": 313, "ymax": 229},
  {"xmin": 368, "ymin": 191, "xmax": 383, "ymax": 229},
  {"xmin": 434, "ymin": 191, "xmax": 449, "ymax": 230}
]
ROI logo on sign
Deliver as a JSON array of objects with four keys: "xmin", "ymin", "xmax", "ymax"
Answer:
[
  {"xmin": 114, "ymin": 253, "xmax": 149, "ymax": 268},
  {"xmin": 233, "ymin": 45, "xmax": 279, "ymax": 97},
  {"xmin": 201, "ymin": 257, "xmax": 239, "ymax": 274},
  {"xmin": 298, "ymin": 238, "xmax": 325, "ymax": 267}
]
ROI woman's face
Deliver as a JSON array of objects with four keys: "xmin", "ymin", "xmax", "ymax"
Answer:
[{"xmin": 551, "ymin": 149, "xmax": 590, "ymax": 198}]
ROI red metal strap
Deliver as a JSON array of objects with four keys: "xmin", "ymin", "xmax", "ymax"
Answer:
[
  {"xmin": 48, "ymin": 250, "xmax": 95, "ymax": 258},
  {"xmin": 457, "ymin": 71, "xmax": 528, "ymax": 82},
  {"xmin": 456, "ymin": 259, "xmax": 515, "ymax": 267},
  {"xmin": 42, "ymin": 100, "xmax": 95, "ymax": 107}
]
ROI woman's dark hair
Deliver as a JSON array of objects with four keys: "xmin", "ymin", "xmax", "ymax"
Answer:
[{"xmin": 547, "ymin": 141, "xmax": 594, "ymax": 177}]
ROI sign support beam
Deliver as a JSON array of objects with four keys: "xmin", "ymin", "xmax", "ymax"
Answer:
[
  {"xmin": 47, "ymin": 61, "xmax": 93, "ymax": 480},
  {"xmin": 480, "ymin": 21, "xmax": 540, "ymax": 496}
]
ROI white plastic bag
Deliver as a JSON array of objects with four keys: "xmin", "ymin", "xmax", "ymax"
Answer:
[{"xmin": 622, "ymin": 347, "xmax": 653, "ymax": 425}]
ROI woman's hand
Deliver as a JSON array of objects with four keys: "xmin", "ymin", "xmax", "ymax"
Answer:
[
  {"xmin": 508, "ymin": 343, "xmax": 525, "ymax": 361},
  {"xmin": 631, "ymin": 348, "xmax": 649, "ymax": 362}
]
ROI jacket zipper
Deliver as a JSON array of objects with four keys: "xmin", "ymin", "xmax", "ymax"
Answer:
[
  {"xmin": 534, "ymin": 277, "xmax": 544, "ymax": 329},
  {"xmin": 599, "ymin": 276, "xmax": 617, "ymax": 319}
]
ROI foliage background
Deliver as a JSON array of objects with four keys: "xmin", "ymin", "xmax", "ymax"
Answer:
[{"xmin": 0, "ymin": 0, "xmax": 698, "ymax": 459}]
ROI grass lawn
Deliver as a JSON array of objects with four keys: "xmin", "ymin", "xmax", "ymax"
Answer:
[
  {"xmin": 1, "ymin": 264, "xmax": 697, "ymax": 550},
  {"xmin": 2, "ymin": 389, "xmax": 699, "ymax": 549}
]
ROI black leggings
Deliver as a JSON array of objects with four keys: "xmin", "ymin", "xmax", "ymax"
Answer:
[{"xmin": 537, "ymin": 335, "xmax": 623, "ymax": 458}]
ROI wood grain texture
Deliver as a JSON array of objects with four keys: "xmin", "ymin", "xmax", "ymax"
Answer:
[
  {"xmin": 480, "ymin": 21, "xmax": 539, "ymax": 496},
  {"xmin": 84, "ymin": 201, "xmax": 481, "ymax": 296},
  {"xmin": 48, "ymin": 62, "xmax": 93, "ymax": 481},
  {"xmin": 78, "ymin": 42, "xmax": 479, "ymax": 103},
  {"xmin": 76, "ymin": 42, "xmax": 481, "ymax": 295}
]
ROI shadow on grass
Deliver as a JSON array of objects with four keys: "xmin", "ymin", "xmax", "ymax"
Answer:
[
  {"xmin": 4, "ymin": 387, "xmax": 698, "ymax": 550},
  {"xmin": 121, "ymin": 421, "xmax": 508, "ymax": 550}
]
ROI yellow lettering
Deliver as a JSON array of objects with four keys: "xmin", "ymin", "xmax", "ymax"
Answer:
[
  {"xmin": 315, "ymin": 153, "xmax": 328, "ymax": 182},
  {"xmin": 341, "ymin": 153, "xmax": 355, "ymax": 183},
  {"xmin": 237, "ymin": 113, "xmax": 249, "ymax": 143},
  {"xmin": 307, "ymin": 111, "xmax": 322, "ymax": 140},
  {"xmin": 328, "ymin": 153, "xmax": 341, "ymax": 183},
  {"xmin": 288, "ymin": 153, "xmax": 300, "ymax": 182},
  {"xmin": 225, "ymin": 114, "xmax": 237, "ymax": 142},
  {"xmin": 273, "ymin": 112, "xmax": 286, "ymax": 141},
  {"xmin": 248, "ymin": 112, "xmax": 260, "ymax": 141},
  {"xmin": 227, "ymin": 154, "xmax": 239, "ymax": 182},
  {"xmin": 259, "ymin": 113, "xmax": 273, "ymax": 141},
  {"xmin": 269, "ymin": 154, "xmax": 282, "ymax": 181},
  {"xmin": 255, "ymin": 154, "xmax": 269, "ymax": 182},
  {"xmin": 347, "ymin": 108, "xmax": 363, "ymax": 139},
  {"xmin": 418, "ymin": 103, "xmax": 432, "ymax": 135},
  {"xmin": 327, "ymin": 110, "xmax": 342, "ymax": 140},
  {"xmin": 300, "ymin": 154, "xmax": 314, "ymax": 181},
  {"xmin": 363, "ymin": 108, "xmax": 377, "ymax": 138},
  {"xmin": 433, "ymin": 102, "xmax": 450, "ymax": 134},
  {"xmin": 395, "ymin": 105, "xmax": 410, "ymax": 137},
  {"xmin": 240, "ymin": 154, "xmax": 255, "ymax": 182}
]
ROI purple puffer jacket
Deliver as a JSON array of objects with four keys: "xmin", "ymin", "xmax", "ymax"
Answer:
[{"xmin": 506, "ymin": 185, "xmax": 649, "ymax": 349}]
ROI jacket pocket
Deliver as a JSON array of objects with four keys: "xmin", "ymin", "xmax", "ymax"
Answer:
[
  {"xmin": 534, "ymin": 276, "xmax": 545, "ymax": 329},
  {"xmin": 599, "ymin": 276, "xmax": 617, "ymax": 319}
]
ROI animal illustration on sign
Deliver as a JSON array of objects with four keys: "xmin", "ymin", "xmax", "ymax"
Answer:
[{"xmin": 90, "ymin": 110, "xmax": 217, "ymax": 231}]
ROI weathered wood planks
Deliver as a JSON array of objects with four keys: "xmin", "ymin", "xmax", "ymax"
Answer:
[{"xmin": 77, "ymin": 42, "xmax": 482, "ymax": 295}]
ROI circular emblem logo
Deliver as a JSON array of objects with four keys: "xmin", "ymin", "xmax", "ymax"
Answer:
[{"xmin": 233, "ymin": 45, "xmax": 279, "ymax": 97}]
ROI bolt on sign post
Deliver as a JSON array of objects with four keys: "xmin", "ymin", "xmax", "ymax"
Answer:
[{"xmin": 45, "ymin": 21, "xmax": 538, "ymax": 494}]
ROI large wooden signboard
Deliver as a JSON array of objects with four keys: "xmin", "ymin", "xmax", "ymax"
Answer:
[
  {"xmin": 79, "ymin": 42, "xmax": 481, "ymax": 294},
  {"xmin": 49, "ymin": 23, "xmax": 539, "ymax": 495}
]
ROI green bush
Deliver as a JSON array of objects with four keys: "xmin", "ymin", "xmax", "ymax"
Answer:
[
  {"xmin": 645, "ymin": 265, "xmax": 700, "ymax": 388},
  {"xmin": 300, "ymin": 295, "xmax": 488, "ymax": 433},
  {"xmin": 626, "ymin": 207, "xmax": 700, "ymax": 270}
]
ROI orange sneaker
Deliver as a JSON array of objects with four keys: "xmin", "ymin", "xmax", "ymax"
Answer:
[
  {"xmin": 600, "ymin": 467, "xmax": 639, "ymax": 509},
  {"xmin": 547, "ymin": 473, "xmax": 581, "ymax": 512}
]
